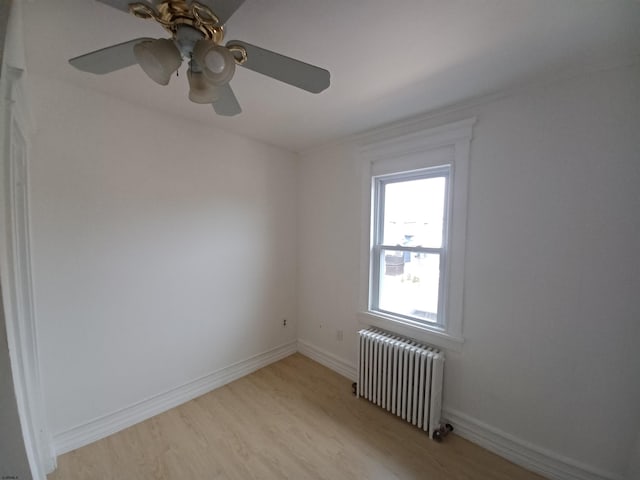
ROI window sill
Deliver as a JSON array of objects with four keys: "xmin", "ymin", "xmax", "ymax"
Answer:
[{"xmin": 357, "ymin": 311, "xmax": 464, "ymax": 353}]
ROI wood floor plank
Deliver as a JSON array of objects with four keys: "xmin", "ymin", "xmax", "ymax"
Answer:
[{"xmin": 48, "ymin": 354, "xmax": 545, "ymax": 480}]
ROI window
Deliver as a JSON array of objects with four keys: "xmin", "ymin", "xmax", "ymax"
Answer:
[
  {"xmin": 371, "ymin": 167, "xmax": 450, "ymax": 327},
  {"xmin": 358, "ymin": 118, "xmax": 474, "ymax": 351}
]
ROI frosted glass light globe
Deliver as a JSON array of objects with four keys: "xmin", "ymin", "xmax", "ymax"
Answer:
[
  {"xmin": 192, "ymin": 40, "xmax": 236, "ymax": 86},
  {"xmin": 204, "ymin": 50, "xmax": 226, "ymax": 74},
  {"xmin": 133, "ymin": 39, "xmax": 182, "ymax": 86}
]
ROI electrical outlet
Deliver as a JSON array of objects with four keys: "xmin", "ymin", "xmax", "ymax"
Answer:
[
  {"xmin": 282, "ymin": 318, "xmax": 287, "ymax": 327},
  {"xmin": 336, "ymin": 329, "xmax": 343, "ymax": 341}
]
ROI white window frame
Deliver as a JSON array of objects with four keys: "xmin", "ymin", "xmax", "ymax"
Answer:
[
  {"xmin": 358, "ymin": 118, "xmax": 475, "ymax": 352},
  {"xmin": 371, "ymin": 166, "xmax": 451, "ymax": 326}
]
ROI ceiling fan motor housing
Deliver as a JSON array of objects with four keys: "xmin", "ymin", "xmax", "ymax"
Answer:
[
  {"xmin": 130, "ymin": 0, "xmax": 225, "ymax": 44},
  {"xmin": 175, "ymin": 25, "xmax": 207, "ymax": 58}
]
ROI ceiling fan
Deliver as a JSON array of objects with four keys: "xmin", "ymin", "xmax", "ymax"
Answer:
[{"xmin": 69, "ymin": 0, "xmax": 331, "ymax": 116}]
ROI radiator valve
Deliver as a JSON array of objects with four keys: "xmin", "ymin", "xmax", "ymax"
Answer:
[{"xmin": 432, "ymin": 423, "xmax": 454, "ymax": 442}]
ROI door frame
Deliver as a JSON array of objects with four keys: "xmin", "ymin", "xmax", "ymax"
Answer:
[{"xmin": 1, "ymin": 62, "xmax": 55, "ymax": 480}]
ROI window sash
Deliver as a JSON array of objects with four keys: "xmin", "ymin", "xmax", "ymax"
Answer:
[{"xmin": 370, "ymin": 166, "xmax": 450, "ymax": 327}]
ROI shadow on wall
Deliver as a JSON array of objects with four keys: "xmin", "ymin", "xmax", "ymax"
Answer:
[
  {"xmin": 0, "ymin": 281, "xmax": 31, "ymax": 479},
  {"xmin": 0, "ymin": 0, "xmax": 10, "ymax": 67}
]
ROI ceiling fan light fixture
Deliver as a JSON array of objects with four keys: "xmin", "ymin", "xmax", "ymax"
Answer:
[
  {"xmin": 192, "ymin": 40, "xmax": 236, "ymax": 86},
  {"xmin": 187, "ymin": 70, "xmax": 220, "ymax": 104},
  {"xmin": 69, "ymin": 0, "xmax": 331, "ymax": 117},
  {"xmin": 133, "ymin": 38, "xmax": 182, "ymax": 86}
]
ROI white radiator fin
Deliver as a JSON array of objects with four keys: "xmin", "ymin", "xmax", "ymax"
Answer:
[{"xmin": 357, "ymin": 328, "xmax": 444, "ymax": 438}]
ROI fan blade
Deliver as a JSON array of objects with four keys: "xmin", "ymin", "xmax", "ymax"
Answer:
[
  {"xmin": 212, "ymin": 84, "xmax": 241, "ymax": 116},
  {"xmin": 95, "ymin": 0, "xmax": 160, "ymax": 15},
  {"xmin": 69, "ymin": 38, "xmax": 153, "ymax": 74},
  {"xmin": 195, "ymin": 0, "xmax": 246, "ymax": 25},
  {"xmin": 227, "ymin": 40, "xmax": 330, "ymax": 93}
]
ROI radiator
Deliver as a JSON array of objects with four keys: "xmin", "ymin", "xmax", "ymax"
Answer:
[{"xmin": 357, "ymin": 328, "xmax": 444, "ymax": 438}]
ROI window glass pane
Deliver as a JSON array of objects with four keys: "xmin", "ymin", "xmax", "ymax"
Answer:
[
  {"xmin": 382, "ymin": 176, "xmax": 446, "ymax": 248},
  {"xmin": 378, "ymin": 249, "xmax": 440, "ymax": 323}
]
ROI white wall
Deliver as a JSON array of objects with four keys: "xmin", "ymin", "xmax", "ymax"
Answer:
[
  {"xmin": 297, "ymin": 63, "xmax": 640, "ymax": 479},
  {"xmin": 26, "ymin": 75, "xmax": 299, "ymax": 440}
]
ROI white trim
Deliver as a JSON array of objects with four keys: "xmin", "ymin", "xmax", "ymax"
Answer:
[
  {"xmin": 53, "ymin": 341, "xmax": 297, "ymax": 456},
  {"xmin": 1, "ymin": 64, "xmax": 53, "ymax": 477},
  {"xmin": 443, "ymin": 408, "xmax": 623, "ymax": 480},
  {"xmin": 357, "ymin": 118, "xmax": 474, "ymax": 346},
  {"xmin": 297, "ymin": 339, "xmax": 357, "ymax": 381},
  {"xmin": 359, "ymin": 118, "xmax": 476, "ymax": 162}
]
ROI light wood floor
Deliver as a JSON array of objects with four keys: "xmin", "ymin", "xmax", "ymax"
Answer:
[{"xmin": 49, "ymin": 354, "xmax": 545, "ymax": 479}]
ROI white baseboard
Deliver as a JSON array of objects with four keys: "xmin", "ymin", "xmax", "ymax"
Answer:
[
  {"xmin": 443, "ymin": 408, "xmax": 623, "ymax": 480},
  {"xmin": 53, "ymin": 341, "xmax": 297, "ymax": 456},
  {"xmin": 297, "ymin": 339, "xmax": 357, "ymax": 381},
  {"xmin": 44, "ymin": 442, "xmax": 57, "ymax": 474}
]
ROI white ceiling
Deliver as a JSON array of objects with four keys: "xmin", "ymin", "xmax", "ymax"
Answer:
[{"xmin": 21, "ymin": 0, "xmax": 640, "ymax": 152}]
